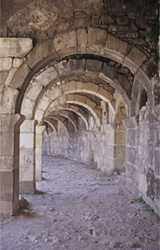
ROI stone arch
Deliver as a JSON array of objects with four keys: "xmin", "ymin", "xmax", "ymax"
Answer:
[
  {"xmin": 43, "ymin": 119, "xmax": 58, "ymax": 134},
  {"xmin": 139, "ymin": 88, "xmax": 148, "ymax": 110},
  {"xmin": 48, "ymin": 105, "xmax": 89, "ymax": 130},
  {"xmin": 47, "ymin": 108, "xmax": 86, "ymax": 130},
  {"xmin": 31, "ymin": 80, "xmax": 114, "ymax": 123},
  {"xmin": 4, "ymin": 28, "xmax": 151, "ymax": 116},
  {"xmin": 42, "ymin": 94, "xmax": 101, "ymax": 128},
  {"xmin": 43, "ymin": 117, "xmax": 69, "ymax": 157},
  {"xmin": 47, "ymin": 115, "xmax": 75, "ymax": 134},
  {"xmin": 20, "ymin": 66, "xmax": 123, "ymax": 120},
  {"xmin": 46, "ymin": 117, "xmax": 69, "ymax": 136},
  {"xmin": 131, "ymin": 76, "xmax": 150, "ymax": 116},
  {"xmin": 47, "ymin": 112, "xmax": 78, "ymax": 133},
  {"xmin": 0, "ymin": 28, "xmax": 154, "ymax": 216}
]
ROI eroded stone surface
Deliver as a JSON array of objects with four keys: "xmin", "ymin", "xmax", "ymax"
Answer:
[{"xmin": 0, "ymin": 38, "xmax": 32, "ymax": 58}]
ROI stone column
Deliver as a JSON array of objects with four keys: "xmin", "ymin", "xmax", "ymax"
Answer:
[
  {"xmin": 0, "ymin": 37, "xmax": 33, "ymax": 215},
  {"xmin": 93, "ymin": 125, "xmax": 115, "ymax": 175},
  {"xmin": 114, "ymin": 123, "xmax": 126, "ymax": 172},
  {"xmin": 101, "ymin": 100, "xmax": 109, "ymax": 131},
  {"xmin": 125, "ymin": 117, "xmax": 138, "ymax": 184},
  {"xmin": 35, "ymin": 125, "xmax": 45, "ymax": 182},
  {"xmin": 19, "ymin": 120, "xmax": 36, "ymax": 193},
  {"xmin": 0, "ymin": 114, "xmax": 23, "ymax": 216}
]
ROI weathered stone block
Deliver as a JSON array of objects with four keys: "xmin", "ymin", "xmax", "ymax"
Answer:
[
  {"xmin": 106, "ymin": 34, "xmax": 128, "ymax": 57},
  {"xmin": 124, "ymin": 47, "xmax": 146, "ymax": 72},
  {"xmin": 88, "ymin": 28, "xmax": 107, "ymax": 47},
  {"xmin": 126, "ymin": 146, "xmax": 137, "ymax": 165},
  {"xmin": 11, "ymin": 62, "xmax": 31, "ymax": 89},
  {"xmin": 68, "ymin": 59, "xmax": 85, "ymax": 72},
  {"xmin": 54, "ymin": 31, "xmax": 77, "ymax": 54},
  {"xmin": 0, "ymin": 38, "xmax": 32, "ymax": 58},
  {"xmin": 127, "ymin": 128, "xmax": 137, "ymax": 146},
  {"xmin": 0, "ymin": 58, "xmax": 12, "ymax": 71},
  {"xmin": 77, "ymin": 29, "xmax": 88, "ymax": 52},
  {"xmin": 155, "ymin": 149, "xmax": 160, "ymax": 176},
  {"xmin": 86, "ymin": 59, "xmax": 102, "ymax": 72}
]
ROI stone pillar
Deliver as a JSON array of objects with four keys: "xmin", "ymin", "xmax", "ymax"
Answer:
[
  {"xmin": 91, "ymin": 125, "xmax": 115, "ymax": 175},
  {"xmin": 0, "ymin": 114, "xmax": 23, "ymax": 216},
  {"xmin": 0, "ymin": 37, "xmax": 33, "ymax": 215},
  {"xmin": 19, "ymin": 120, "xmax": 36, "ymax": 193},
  {"xmin": 35, "ymin": 125, "xmax": 45, "ymax": 182},
  {"xmin": 114, "ymin": 123, "xmax": 126, "ymax": 172},
  {"xmin": 125, "ymin": 117, "xmax": 138, "ymax": 184},
  {"xmin": 101, "ymin": 101, "xmax": 109, "ymax": 131},
  {"xmin": 88, "ymin": 116, "xmax": 96, "ymax": 130},
  {"xmin": 114, "ymin": 103, "xmax": 127, "ymax": 173},
  {"xmin": 125, "ymin": 112, "xmax": 160, "ymax": 216}
]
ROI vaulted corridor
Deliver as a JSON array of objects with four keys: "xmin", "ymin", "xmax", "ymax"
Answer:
[
  {"xmin": 1, "ymin": 156, "xmax": 159, "ymax": 250},
  {"xmin": 0, "ymin": 1, "xmax": 159, "ymax": 249}
]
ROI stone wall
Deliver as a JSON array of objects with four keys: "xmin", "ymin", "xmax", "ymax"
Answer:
[
  {"xmin": 43, "ymin": 125, "xmax": 115, "ymax": 175},
  {"xmin": 19, "ymin": 120, "xmax": 36, "ymax": 193},
  {"xmin": 114, "ymin": 125, "xmax": 126, "ymax": 172},
  {"xmin": 126, "ymin": 112, "xmax": 160, "ymax": 216}
]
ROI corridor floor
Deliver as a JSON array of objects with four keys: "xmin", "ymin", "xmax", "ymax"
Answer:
[{"xmin": 0, "ymin": 157, "xmax": 159, "ymax": 250}]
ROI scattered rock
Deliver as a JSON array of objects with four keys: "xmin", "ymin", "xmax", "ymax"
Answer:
[
  {"xmin": 113, "ymin": 241, "xmax": 123, "ymax": 248},
  {"xmin": 1, "ymin": 157, "xmax": 159, "ymax": 250},
  {"xmin": 18, "ymin": 197, "xmax": 30, "ymax": 210},
  {"xmin": 131, "ymin": 242, "xmax": 142, "ymax": 249},
  {"xmin": 89, "ymin": 228, "xmax": 96, "ymax": 237}
]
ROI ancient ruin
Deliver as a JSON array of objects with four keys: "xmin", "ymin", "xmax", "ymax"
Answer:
[{"xmin": 0, "ymin": 0, "xmax": 159, "ymax": 249}]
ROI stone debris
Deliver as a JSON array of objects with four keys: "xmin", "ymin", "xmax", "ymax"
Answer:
[{"xmin": 1, "ymin": 157, "xmax": 159, "ymax": 250}]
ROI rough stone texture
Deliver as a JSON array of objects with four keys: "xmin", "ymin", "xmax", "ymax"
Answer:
[
  {"xmin": 1, "ymin": 0, "xmax": 158, "ymax": 67},
  {"xmin": 1, "ymin": 157, "xmax": 159, "ymax": 250},
  {"xmin": 125, "ymin": 109, "xmax": 160, "ymax": 217},
  {"xmin": 0, "ymin": 38, "xmax": 32, "ymax": 58},
  {"xmin": 43, "ymin": 127, "xmax": 115, "ymax": 176},
  {"xmin": 20, "ymin": 120, "xmax": 36, "ymax": 194},
  {"xmin": 0, "ymin": 0, "xmax": 159, "ymax": 221},
  {"xmin": 35, "ymin": 125, "xmax": 45, "ymax": 182},
  {"xmin": 0, "ymin": 114, "xmax": 22, "ymax": 215},
  {"xmin": 114, "ymin": 100, "xmax": 127, "ymax": 172},
  {"xmin": 0, "ymin": 37, "xmax": 33, "ymax": 215},
  {"xmin": 114, "ymin": 127, "xmax": 126, "ymax": 172}
]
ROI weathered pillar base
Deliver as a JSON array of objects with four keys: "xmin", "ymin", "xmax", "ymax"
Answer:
[
  {"xmin": 0, "ymin": 169, "xmax": 19, "ymax": 216},
  {"xmin": 0, "ymin": 114, "xmax": 23, "ymax": 216}
]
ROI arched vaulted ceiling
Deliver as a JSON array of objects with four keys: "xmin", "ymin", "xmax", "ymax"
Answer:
[
  {"xmin": 32, "ymin": 80, "xmax": 114, "ymax": 120},
  {"xmin": 1, "ymin": 0, "xmax": 158, "ymax": 67},
  {"xmin": 51, "ymin": 106, "xmax": 89, "ymax": 130},
  {"xmin": 0, "ymin": 27, "xmax": 156, "ymax": 126},
  {"xmin": 0, "ymin": 0, "xmax": 158, "ymax": 131},
  {"xmin": 18, "ymin": 55, "xmax": 133, "ymax": 119},
  {"xmin": 47, "ymin": 113, "xmax": 77, "ymax": 133},
  {"xmin": 44, "ymin": 94, "xmax": 102, "ymax": 128},
  {"xmin": 43, "ymin": 119, "xmax": 58, "ymax": 134},
  {"xmin": 9, "ymin": 27, "xmax": 153, "ymax": 119}
]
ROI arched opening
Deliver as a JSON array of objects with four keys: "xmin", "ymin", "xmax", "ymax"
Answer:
[
  {"xmin": 0, "ymin": 3, "xmax": 159, "ymax": 249},
  {"xmin": 140, "ymin": 88, "xmax": 148, "ymax": 110}
]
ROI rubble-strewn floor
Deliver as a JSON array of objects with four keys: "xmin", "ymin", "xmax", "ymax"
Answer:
[{"xmin": 1, "ymin": 156, "xmax": 160, "ymax": 250}]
